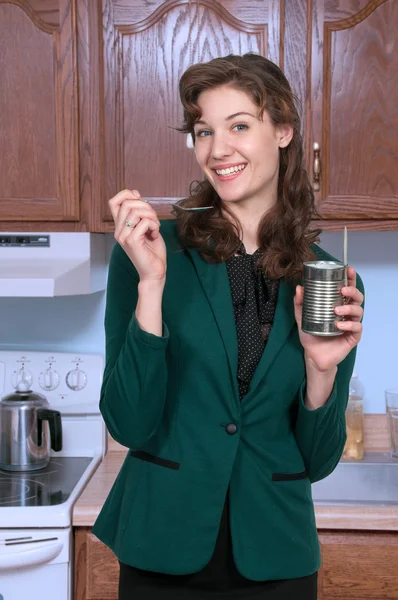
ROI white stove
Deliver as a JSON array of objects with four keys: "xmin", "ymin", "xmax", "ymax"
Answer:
[{"xmin": 0, "ymin": 350, "xmax": 105, "ymax": 600}]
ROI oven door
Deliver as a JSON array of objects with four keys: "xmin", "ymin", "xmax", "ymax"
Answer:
[{"xmin": 0, "ymin": 528, "xmax": 71, "ymax": 600}]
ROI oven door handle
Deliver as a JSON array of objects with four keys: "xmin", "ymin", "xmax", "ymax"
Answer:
[{"xmin": 0, "ymin": 538, "xmax": 63, "ymax": 571}]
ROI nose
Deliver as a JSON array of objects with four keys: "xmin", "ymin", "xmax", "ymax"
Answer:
[{"xmin": 210, "ymin": 132, "xmax": 233, "ymax": 160}]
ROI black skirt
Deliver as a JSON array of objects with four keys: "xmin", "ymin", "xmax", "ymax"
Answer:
[{"xmin": 118, "ymin": 490, "xmax": 318, "ymax": 600}]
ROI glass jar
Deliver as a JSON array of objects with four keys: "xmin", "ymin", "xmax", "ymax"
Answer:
[{"xmin": 342, "ymin": 372, "xmax": 365, "ymax": 461}]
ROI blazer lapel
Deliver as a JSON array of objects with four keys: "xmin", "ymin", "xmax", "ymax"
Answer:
[
  {"xmin": 185, "ymin": 247, "xmax": 240, "ymax": 405},
  {"xmin": 248, "ymin": 280, "xmax": 297, "ymax": 394},
  {"xmin": 185, "ymin": 245, "xmax": 297, "ymax": 404}
]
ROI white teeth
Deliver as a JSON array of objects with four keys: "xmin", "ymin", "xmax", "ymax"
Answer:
[{"xmin": 215, "ymin": 164, "xmax": 246, "ymax": 176}]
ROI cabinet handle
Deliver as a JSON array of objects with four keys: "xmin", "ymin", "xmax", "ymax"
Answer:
[{"xmin": 313, "ymin": 142, "xmax": 321, "ymax": 191}]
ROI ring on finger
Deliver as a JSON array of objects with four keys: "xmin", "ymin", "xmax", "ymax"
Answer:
[{"xmin": 125, "ymin": 219, "xmax": 134, "ymax": 229}]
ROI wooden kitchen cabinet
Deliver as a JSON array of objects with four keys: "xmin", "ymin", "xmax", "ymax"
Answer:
[
  {"xmin": 283, "ymin": 0, "xmax": 398, "ymax": 231},
  {"xmin": 2, "ymin": 1, "xmax": 397, "ymax": 232},
  {"xmin": 75, "ymin": 528, "xmax": 119, "ymax": 600},
  {"xmin": 307, "ymin": 0, "xmax": 398, "ymax": 223},
  {"xmin": 79, "ymin": 0, "xmax": 283, "ymax": 231},
  {"xmin": 75, "ymin": 527, "xmax": 398, "ymax": 600},
  {"xmin": 318, "ymin": 531, "xmax": 398, "ymax": 599},
  {"xmin": 81, "ymin": 0, "xmax": 398, "ymax": 232},
  {"xmin": 0, "ymin": 0, "xmax": 88, "ymax": 231}
]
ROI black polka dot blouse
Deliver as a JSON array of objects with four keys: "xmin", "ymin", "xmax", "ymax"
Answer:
[{"xmin": 226, "ymin": 243, "xmax": 279, "ymax": 400}]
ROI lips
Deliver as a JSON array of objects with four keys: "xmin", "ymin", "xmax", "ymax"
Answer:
[
  {"xmin": 211, "ymin": 163, "xmax": 247, "ymax": 182},
  {"xmin": 212, "ymin": 163, "xmax": 247, "ymax": 176}
]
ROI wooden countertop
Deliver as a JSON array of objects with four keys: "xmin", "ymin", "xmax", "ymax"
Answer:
[{"xmin": 73, "ymin": 450, "xmax": 398, "ymax": 531}]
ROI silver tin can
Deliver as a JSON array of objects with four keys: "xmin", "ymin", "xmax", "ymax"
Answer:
[{"xmin": 302, "ymin": 261, "xmax": 346, "ymax": 336}]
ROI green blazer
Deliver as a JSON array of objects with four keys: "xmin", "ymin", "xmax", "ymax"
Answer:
[{"xmin": 92, "ymin": 219, "xmax": 364, "ymax": 581}]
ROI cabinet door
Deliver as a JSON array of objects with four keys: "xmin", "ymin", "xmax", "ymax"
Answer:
[
  {"xmin": 75, "ymin": 528, "xmax": 119, "ymax": 599},
  {"xmin": 0, "ymin": 0, "xmax": 82, "ymax": 231},
  {"xmin": 318, "ymin": 531, "xmax": 398, "ymax": 599},
  {"xmin": 309, "ymin": 0, "xmax": 398, "ymax": 221},
  {"xmin": 83, "ymin": 0, "xmax": 283, "ymax": 231}
]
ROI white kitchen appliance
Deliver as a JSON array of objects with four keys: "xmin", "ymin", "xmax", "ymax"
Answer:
[
  {"xmin": 0, "ymin": 350, "xmax": 106, "ymax": 600},
  {"xmin": 0, "ymin": 233, "xmax": 107, "ymax": 297}
]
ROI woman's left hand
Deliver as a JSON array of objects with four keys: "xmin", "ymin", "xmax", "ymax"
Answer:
[{"xmin": 293, "ymin": 266, "xmax": 364, "ymax": 372}]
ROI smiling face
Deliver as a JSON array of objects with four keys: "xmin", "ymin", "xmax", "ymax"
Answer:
[{"xmin": 193, "ymin": 85, "xmax": 293, "ymax": 212}]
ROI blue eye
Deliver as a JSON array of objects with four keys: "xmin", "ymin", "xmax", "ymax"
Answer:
[
  {"xmin": 233, "ymin": 123, "xmax": 248, "ymax": 132},
  {"xmin": 196, "ymin": 130, "xmax": 212, "ymax": 137}
]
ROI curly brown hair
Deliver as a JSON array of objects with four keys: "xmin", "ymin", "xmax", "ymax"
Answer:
[{"xmin": 174, "ymin": 53, "xmax": 321, "ymax": 283}]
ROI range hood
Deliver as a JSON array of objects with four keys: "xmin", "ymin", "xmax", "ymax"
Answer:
[{"xmin": 0, "ymin": 233, "xmax": 108, "ymax": 297}]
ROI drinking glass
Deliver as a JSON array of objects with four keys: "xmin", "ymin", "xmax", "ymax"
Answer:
[{"xmin": 385, "ymin": 389, "xmax": 398, "ymax": 458}]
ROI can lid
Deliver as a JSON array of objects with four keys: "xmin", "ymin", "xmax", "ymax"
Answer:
[{"xmin": 303, "ymin": 260, "xmax": 344, "ymax": 269}]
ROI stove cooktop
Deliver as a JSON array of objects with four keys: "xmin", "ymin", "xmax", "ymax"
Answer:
[{"xmin": 0, "ymin": 457, "xmax": 92, "ymax": 507}]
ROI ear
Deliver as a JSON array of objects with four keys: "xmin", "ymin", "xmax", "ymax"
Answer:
[{"xmin": 277, "ymin": 124, "xmax": 294, "ymax": 148}]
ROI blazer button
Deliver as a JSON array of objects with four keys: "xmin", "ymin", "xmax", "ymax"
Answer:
[{"xmin": 225, "ymin": 423, "xmax": 237, "ymax": 435}]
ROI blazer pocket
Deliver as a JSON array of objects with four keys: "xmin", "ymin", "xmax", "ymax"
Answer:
[
  {"xmin": 129, "ymin": 449, "xmax": 180, "ymax": 470},
  {"xmin": 272, "ymin": 470, "xmax": 308, "ymax": 482}
]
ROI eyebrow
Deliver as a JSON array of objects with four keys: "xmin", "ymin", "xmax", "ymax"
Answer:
[{"xmin": 194, "ymin": 111, "xmax": 257, "ymax": 126}]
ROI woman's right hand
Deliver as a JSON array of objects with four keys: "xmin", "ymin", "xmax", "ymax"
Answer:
[{"xmin": 109, "ymin": 189, "xmax": 167, "ymax": 282}]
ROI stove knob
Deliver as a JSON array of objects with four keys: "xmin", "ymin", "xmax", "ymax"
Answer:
[
  {"xmin": 11, "ymin": 368, "xmax": 33, "ymax": 390},
  {"xmin": 39, "ymin": 369, "xmax": 60, "ymax": 391},
  {"xmin": 66, "ymin": 368, "xmax": 87, "ymax": 391}
]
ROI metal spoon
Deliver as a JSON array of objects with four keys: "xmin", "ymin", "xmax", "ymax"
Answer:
[
  {"xmin": 145, "ymin": 198, "xmax": 213, "ymax": 212},
  {"xmin": 171, "ymin": 204, "xmax": 213, "ymax": 212}
]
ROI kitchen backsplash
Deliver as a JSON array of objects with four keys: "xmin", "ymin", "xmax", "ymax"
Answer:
[{"xmin": 0, "ymin": 231, "xmax": 396, "ymax": 413}]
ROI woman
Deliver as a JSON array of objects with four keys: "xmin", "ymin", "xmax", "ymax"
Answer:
[{"xmin": 92, "ymin": 53, "xmax": 364, "ymax": 599}]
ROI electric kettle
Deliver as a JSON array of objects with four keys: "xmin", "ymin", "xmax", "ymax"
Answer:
[{"xmin": 0, "ymin": 381, "xmax": 62, "ymax": 471}]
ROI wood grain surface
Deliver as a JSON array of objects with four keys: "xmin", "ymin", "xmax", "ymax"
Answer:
[{"xmin": 0, "ymin": 0, "xmax": 80, "ymax": 224}]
